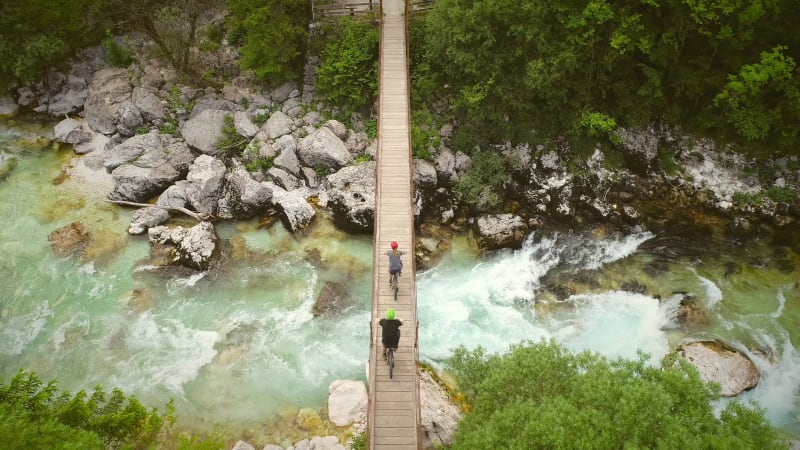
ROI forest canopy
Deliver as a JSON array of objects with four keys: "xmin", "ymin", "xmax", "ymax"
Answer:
[{"xmin": 414, "ymin": 0, "xmax": 800, "ymax": 154}]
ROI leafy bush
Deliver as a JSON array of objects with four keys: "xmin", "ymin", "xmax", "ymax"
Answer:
[
  {"xmin": 159, "ymin": 119, "xmax": 180, "ymax": 137},
  {"xmin": 216, "ymin": 114, "xmax": 248, "ymax": 157},
  {"xmin": 314, "ymin": 17, "xmax": 379, "ymax": 116},
  {"xmin": 245, "ymin": 156, "xmax": 274, "ymax": 172},
  {"xmin": 446, "ymin": 341, "xmax": 787, "ymax": 450},
  {"xmin": 0, "ymin": 0, "xmax": 108, "ymax": 93},
  {"xmin": 364, "ymin": 117, "xmax": 377, "ymax": 140},
  {"xmin": 411, "ymin": 109, "xmax": 439, "ymax": 160},
  {"xmin": 766, "ymin": 186, "xmax": 797, "ymax": 203},
  {"xmin": 454, "ymin": 150, "xmax": 508, "ymax": 209},
  {"xmin": 252, "ymin": 112, "xmax": 269, "ymax": 127},
  {"xmin": 0, "ymin": 370, "xmax": 172, "ymax": 449},
  {"xmin": 230, "ymin": 0, "xmax": 309, "ymax": 86},
  {"xmin": 101, "ymin": 30, "xmax": 134, "ymax": 68},
  {"xmin": 347, "ymin": 432, "xmax": 366, "ymax": 450}
]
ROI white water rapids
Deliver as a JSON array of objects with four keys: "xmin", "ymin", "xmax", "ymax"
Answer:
[{"xmin": 1, "ymin": 124, "xmax": 798, "ymax": 439}]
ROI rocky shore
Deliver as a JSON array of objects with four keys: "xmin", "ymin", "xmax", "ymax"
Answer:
[{"xmin": 3, "ymin": 37, "xmax": 799, "ymax": 449}]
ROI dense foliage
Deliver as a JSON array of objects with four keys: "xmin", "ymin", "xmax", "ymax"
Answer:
[
  {"xmin": 313, "ymin": 17, "xmax": 380, "ymax": 117},
  {"xmin": 227, "ymin": 0, "xmax": 310, "ymax": 86},
  {"xmin": 0, "ymin": 370, "xmax": 172, "ymax": 449},
  {"xmin": 445, "ymin": 341, "xmax": 787, "ymax": 449},
  {"xmin": 419, "ymin": 0, "xmax": 800, "ymax": 154},
  {"xmin": 0, "ymin": 0, "xmax": 108, "ymax": 93}
]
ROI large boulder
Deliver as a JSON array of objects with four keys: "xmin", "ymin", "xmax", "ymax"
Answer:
[
  {"xmin": 676, "ymin": 340, "xmax": 760, "ymax": 397},
  {"xmin": 105, "ymin": 133, "xmax": 195, "ymax": 202},
  {"xmin": 413, "ymin": 159, "xmax": 438, "ymax": 220},
  {"xmin": 84, "ymin": 68, "xmax": 133, "ymax": 135},
  {"xmin": 297, "ymin": 127, "xmax": 353, "ymax": 169},
  {"xmin": 613, "ymin": 125, "xmax": 661, "ymax": 176},
  {"xmin": 0, "ymin": 96, "xmax": 19, "ymax": 119},
  {"xmin": 114, "ymin": 101, "xmax": 144, "ymax": 137},
  {"xmin": 184, "ymin": 155, "xmax": 227, "ymax": 215},
  {"xmin": 233, "ymin": 111, "xmax": 259, "ymax": 138},
  {"xmin": 327, "ymin": 379, "xmax": 367, "ymax": 427},
  {"xmin": 273, "ymin": 135, "xmax": 301, "ymax": 176},
  {"xmin": 54, "ymin": 118, "xmax": 93, "ymax": 145},
  {"xmin": 264, "ymin": 110, "xmax": 294, "ymax": 139},
  {"xmin": 217, "ymin": 168, "xmax": 273, "ymax": 219},
  {"xmin": 270, "ymin": 183, "xmax": 315, "ymax": 232},
  {"xmin": 131, "ymin": 87, "xmax": 166, "ymax": 122},
  {"xmin": 474, "ymin": 214, "xmax": 529, "ymax": 250},
  {"xmin": 420, "ymin": 369, "xmax": 461, "ymax": 448},
  {"xmin": 181, "ymin": 109, "xmax": 230, "ymax": 155},
  {"xmin": 148, "ymin": 221, "xmax": 218, "ymax": 270},
  {"xmin": 324, "ymin": 162, "xmax": 375, "ymax": 234}
]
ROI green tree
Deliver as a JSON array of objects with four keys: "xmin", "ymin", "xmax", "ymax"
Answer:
[
  {"xmin": 228, "ymin": 0, "xmax": 310, "ymax": 86},
  {"xmin": 419, "ymin": 0, "xmax": 800, "ymax": 152},
  {"xmin": 110, "ymin": 0, "xmax": 222, "ymax": 81},
  {"xmin": 0, "ymin": 0, "xmax": 109, "ymax": 93},
  {"xmin": 314, "ymin": 17, "xmax": 379, "ymax": 116},
  {"xmin": 714, "ymin": 46, "xmax": 799, "ymax": 144},
  {"xmin": 454, "ymin": 150, "xmax": 509, "ymax": 211},
  {"xmin": 446, "ymin": 341, "xmax": 787, "ymax": 449},
  {"xmin": 0, "ymin": 370, "xmax": 173, "ymax": 449}
]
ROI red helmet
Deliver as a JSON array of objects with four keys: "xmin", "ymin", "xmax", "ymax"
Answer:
[{"xmin": 390, "ymin": 241, "xmax": 398, "ymax": 249}]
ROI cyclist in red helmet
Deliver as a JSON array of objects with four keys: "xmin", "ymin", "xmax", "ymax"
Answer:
[{"xmin": 386, "ymin": 241, "xmax": 405, "ymax": 285}]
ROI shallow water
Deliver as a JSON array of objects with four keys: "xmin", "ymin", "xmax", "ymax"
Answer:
[{"xmin": 1, "ymin": 122, "xmax": 798, "ymax": 441}]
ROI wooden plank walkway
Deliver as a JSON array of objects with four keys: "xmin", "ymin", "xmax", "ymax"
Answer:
[{"xmin": 367, "ymin": 0, "xmax": 421, "ymax": 448}]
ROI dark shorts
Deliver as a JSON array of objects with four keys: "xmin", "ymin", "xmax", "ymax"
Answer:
[{"xmin": 389, "ymin": 269, "xmax": 401, "ymax": 275}]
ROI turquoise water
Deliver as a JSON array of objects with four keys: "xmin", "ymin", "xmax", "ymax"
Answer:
[{"xmin": 1, "ymin": 122, "xmax": 798, "ymax": 440}]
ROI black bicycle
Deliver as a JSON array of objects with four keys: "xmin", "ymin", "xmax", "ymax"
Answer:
[
  {"xmin": 386, "ymin": 347, "xmax": 395, "ymax": 379},
  {"xmin": 389, "ymin": 272, "xmax": 399, "ymax": 301}
]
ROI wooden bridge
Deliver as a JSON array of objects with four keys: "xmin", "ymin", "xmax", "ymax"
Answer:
[{"xmin": 367, "ymin": 0, "xmax": 421, "ymax": 448}]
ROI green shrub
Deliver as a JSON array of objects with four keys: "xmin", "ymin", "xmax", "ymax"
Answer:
[
  {"xmin": 454, "ymin": 150, "xmax": 508, "ymax": 209},
  {"xmin": 411, "ymin": 109, "xmax": 439, "ymax": 160},
  {"xmin": 364, "ymin": 117, "xmax": 377, "ymax": 140},
  {"xmin": 658, "ymin": 148, "xmax": 680, "ymax": 175},
  {"xmin": 733, "ymin": 191, "xmax": 762, "ymax": 205},
  {"xmin": 446, "ymin": 341, "xmax": 787, "ymax": 450},
  {"xmin": 216, "ymin": 115, "xmax": 248, "ymax": 157},
  {"xmin": 0, "ymin": 370, "xmax": 172, "ymax": 449},
  {"xmin": 603, "ymin": 148, "xmax": 624, "ymax": 170},
  {"xmin": 766, "ymin": 186, "xmax": 797, "ymax": 203},
  {"xmin": 233, "ymin": 0, "xmax": 309, "ymax": 86},
  {"xmin": 252, "ymin": 112, "xmax": 269, "ymax": 127},
  {"xmin": 348, "ymin": 432, "xmax": 366, "ymax": 450},
  {"xmin": 159, "ymin": 119, "xmax": 180, "ymax": 137},
  {"xmin": 245, "ymin": 156, "xmax": 275, "ymax": 172},
  {"xmin": 136, "ymin": 126, "xmax": 150, "ymax": 135},
  {"xmin": 314, "ymin": 17, "xmax": 379, "ymax": 116},
  {"xmin": 101, "ymin": 30, "xmax": 134, "ymax": 68}
]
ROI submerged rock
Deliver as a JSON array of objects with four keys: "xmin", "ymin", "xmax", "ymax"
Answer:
[
  {"xmin": 312, "ymin": 282, "xmax": 355, "ymax": 317},
  {"xmin": 676, "ymin": 340, "xmax": 760, "ymax": 397},
  {"xmin": 48, "ymin": 221, "xmax": 91, "ymax": 256}
]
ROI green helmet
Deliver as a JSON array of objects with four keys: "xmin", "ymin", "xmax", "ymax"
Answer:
[{"xmin": 386, "ymin": 308, "xmax": 395, "ymax": 320}]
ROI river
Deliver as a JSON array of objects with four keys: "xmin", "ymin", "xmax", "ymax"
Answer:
[{"xmin": 1, "ymin": 121, "xmax": 798, "ymax": 443}]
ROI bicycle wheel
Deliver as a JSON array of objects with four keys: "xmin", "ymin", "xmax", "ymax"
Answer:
[
  {"xmin": 387, "ymin": 348, "xmax": 395, "ymax": 379},
  {"xmin": 391, "ymin": 273, "xmax": 398, "ymax": 301}
]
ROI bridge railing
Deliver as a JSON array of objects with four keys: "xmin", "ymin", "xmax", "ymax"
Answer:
[{"xmin": 312, "ymin": 0, "xmax": 378, "ymax": 19}]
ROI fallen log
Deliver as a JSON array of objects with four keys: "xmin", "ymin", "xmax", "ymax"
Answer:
[{"xmin": 106, "ymin": 200, "xmax": 211, "ymax": 221}]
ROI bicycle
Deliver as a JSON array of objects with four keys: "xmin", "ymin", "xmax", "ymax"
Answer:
[
  {"xmin": 386, "ymin": 347, "xmax": 395, "ymax": 379},
  {"xmin": 389, "ymin": 272, "xmax": 399, "ymax": 301}
]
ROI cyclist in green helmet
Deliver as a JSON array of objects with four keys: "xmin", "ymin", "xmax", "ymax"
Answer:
[{"xmin": 379, "ymin": 308, "xmax": 402, "ymax": 358}]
